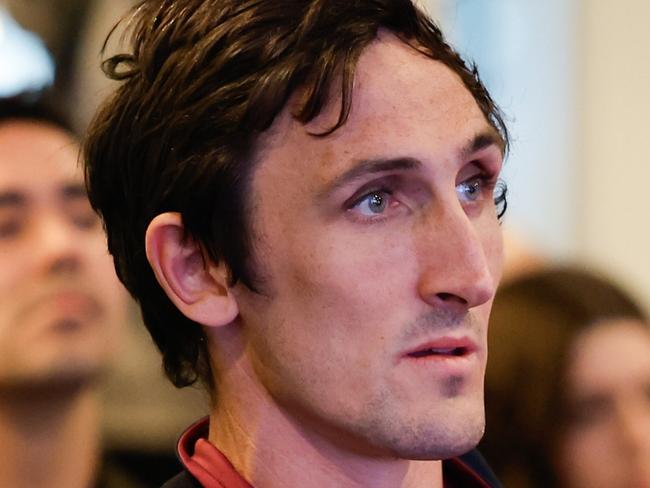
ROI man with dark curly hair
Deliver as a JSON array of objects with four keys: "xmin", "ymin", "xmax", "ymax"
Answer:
[
  {"xmin": 85, "ymin": 1, "xmax": 509, "ymax": 486},
  {"xmin": 0, "ymin": 98, "xmax": 128, "ymax": 488}
]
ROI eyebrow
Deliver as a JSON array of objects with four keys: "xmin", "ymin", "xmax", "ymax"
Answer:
[
  {"xmin": 318, "ymin": 129, "xmax": 504, "ymax": 199},
  {"xmin": 317, "ymin": 157, "xmax": 421, "ymax": 198},
  {"xmin": 0, "ymin": 183, "xmax": 87, "ymax": 210},
  {"xmin": 61, "ymin": 183, "xmax": 88, "ymax": 200},
  {"xmin": 0, "ymin": 191, "xmax": 26, "ymax": 208},
  {"xmin": 460, "ymin": 128, "xmax": 505, "ymax": 160}
]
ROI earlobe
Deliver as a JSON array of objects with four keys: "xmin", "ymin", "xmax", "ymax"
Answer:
[{"xmin": 145, "ymin": 212, "xmax": 238, "ymax": 327}]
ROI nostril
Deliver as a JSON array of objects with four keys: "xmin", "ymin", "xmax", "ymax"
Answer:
[
  {"xmin": 49, "ymin": 255, "xmax": 80, "ymax": 275},
  {"xmin": 435, "ymin": 292, "xmax": 468, "ymax": 305}
]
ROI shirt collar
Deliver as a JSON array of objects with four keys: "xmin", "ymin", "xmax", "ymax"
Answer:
[{"xmin": 177, "ymin": 417, "xmax": 492, "ymax": 488}]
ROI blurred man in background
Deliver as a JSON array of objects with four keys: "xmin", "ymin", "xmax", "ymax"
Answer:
[
  {"xmin": 0, "ymin": 5, "xmax": 207, "ymax": 484},
  {"xmin": 0, "ymin": 98, "xmax": 128, "ymax": 488}
]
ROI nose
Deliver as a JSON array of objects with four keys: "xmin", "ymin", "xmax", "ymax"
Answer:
[
  {"xmin": 34, "ymin": 214, "xmax": 82, "ymax": 276},
  {"xmin": 416, "ymin": 203, "xmax": 501, "ymax": 311}
]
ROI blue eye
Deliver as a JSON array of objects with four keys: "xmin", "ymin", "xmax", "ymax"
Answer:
[
  {"xmin": 354, "ymin": 191, "xmax": 389, "ymax": 216},
  {"xmin": 457, "ymin": 177, "xmax": 483, "ymax": 202}
]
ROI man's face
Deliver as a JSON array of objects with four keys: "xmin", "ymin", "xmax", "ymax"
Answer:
[
  {"xmin": 0, "ymin": 121, "xmax": 126, "ymax": 388},
  {"xmin": 231, "ymin": 34, "xmax": 504, "ymax": 459},
  {"xmin": 558, "ymin": 320, "xmax": 650, "ymax": 488}
]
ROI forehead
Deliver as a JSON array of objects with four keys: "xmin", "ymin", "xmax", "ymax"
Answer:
[
  {"xmin": 348, "ymin": 34, "xmax": 480, "ymax": 131},
  {"xmin": 0, "ymin": 121, "xmax": 81, "ymax": 192},
  {"xmin": 257, "ymin": 32, "xmax": 493, "ymax": 182},
  {"xmin": 567, "ymin": 319, "xmax": 650, "ymax": 386}
]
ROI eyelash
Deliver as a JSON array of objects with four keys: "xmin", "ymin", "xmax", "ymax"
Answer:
[
  {"xmin": 345, "ymin": 170, "xmax": 505, "ymax": 224},
  {"xmin": 494, "ymin": 179, "xmax": 508, "ymax": 220},
  {"xmin": 458, "ymin": 173, "xmax": 499, "ymax": 202},
  {"xmin": 346, "ymin": 188, "xmax": 396, "ymax": 224}
]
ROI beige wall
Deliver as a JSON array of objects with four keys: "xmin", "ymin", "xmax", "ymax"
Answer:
[
  {"xmin": 428, "ymin": 0, "xmax": 650, "ymax": 307},
  {"xmin": 578, "ymin": 0, "xmax": 650, "ymax": 306}
]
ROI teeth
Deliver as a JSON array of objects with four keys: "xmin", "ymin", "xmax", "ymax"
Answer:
[
  {"xmin": 429, "ymin": 348, "xmax": 456, "ymax": 354},
  {"xmin": 409, "ymin": 347, "xmax": 463, "ymax": 358}
]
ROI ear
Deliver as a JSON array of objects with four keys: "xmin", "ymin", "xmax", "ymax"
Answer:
[{"xmin": 145, "ymin": 212, "xmax": 238, "ymax": 327}]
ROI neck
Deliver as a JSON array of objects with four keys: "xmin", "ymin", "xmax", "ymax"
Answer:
[
  {"xmin": 0, "ymin": 382, "xmax": 100, "ymax": 488},
  {"xmin": 208, "ymin": 356, "xmax": 443, "ymax": 488}
]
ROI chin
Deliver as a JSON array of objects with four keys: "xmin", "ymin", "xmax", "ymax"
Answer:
[
  {"xmin": 2, "ymin": 356, "xmax": 107, "ymax": 391},
  {"xmin": 46, "ymin": 338, "xmax": 114, "ymax": 383},
  {"xmin": 48, "ymin": 356, "xmax": 108, "ymax": 385},
  {"xmin": 389, "ymin": 421, "xmax": 484, "ymax": 460},
  {"xmin": 357, "ymin": 399, "xmax": 486, "ymax": 460}
]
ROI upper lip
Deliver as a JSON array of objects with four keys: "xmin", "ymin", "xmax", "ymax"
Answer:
[{"xmin": 402, "ymin": 336, "xmax": 479, "ymax": 359}]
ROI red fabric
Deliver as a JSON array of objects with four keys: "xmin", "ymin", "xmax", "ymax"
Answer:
[
  {"xmin": 177, "ymin": 417, "xmax": 491, "ymax": 488},
  {"xmin": 177, "ymin": 417, "xmax": 253, "ymax": 488}
]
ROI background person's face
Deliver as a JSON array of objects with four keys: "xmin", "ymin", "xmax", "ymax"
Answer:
[
  {"xmin": 230, "ymin": 33, "xmax": 504, "ymax": 459},
  {"xmin": 0, "ymin": 121, "xmax": 126, "ymax": 388},
  {"xmin": 558, "ymin": 319, "xmax": 650, "ymax": 488}
]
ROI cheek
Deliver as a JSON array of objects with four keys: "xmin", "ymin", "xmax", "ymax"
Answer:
[
  {"xmin": 84, "ymin": 235, "xmax": 128, "ymax": 324},
  {"xmin": 86, "ymin": 242, "xmax": 122, "ymax": 297},
  {"xmin": 0, "ymin": 255, "xmax": 23, "ymax": 297},
  {"xmin": 253, "ymin": 226, "xmax": 420, "ymax": 379},
  {"xmin": 558, "ymin": 430, "xmax": 618, "ymax": 488},
  {"xmin": 278, "ymin": 223, "xmax": 419, "ymax": 320},
  {"xmin": 0, "ymin": 244, "xmax": 40, "ymax": 330}
]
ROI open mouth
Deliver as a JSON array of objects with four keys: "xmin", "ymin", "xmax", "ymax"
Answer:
[{"xmin": 407, "ymin": 346, "xmax": 470, "ymax": 358}]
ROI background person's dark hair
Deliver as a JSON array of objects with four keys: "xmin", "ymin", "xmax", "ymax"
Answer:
[
  {"xmin": 0, "ymin": 94, "xmax": 75, "ymax": 136},
  {"xmin": 84, "ymin": 0, "xmax": 509, "ymax": 394},
  {"xmin": 480, "ymin": 267, "xmax": 648, "ymax": 487}
]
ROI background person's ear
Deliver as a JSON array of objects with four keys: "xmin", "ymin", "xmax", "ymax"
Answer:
[{"xmin": 145, "ymin": 212, "xmax": 238, "ymax": 327}]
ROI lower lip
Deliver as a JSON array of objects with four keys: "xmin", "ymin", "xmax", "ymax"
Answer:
[
  {"xmin": 37, "ymin": 294, "xmax": 98, "ymax": 326},
  {"xmin": 401, "ymin": 351, "xmax": 479, "ymax": 375},
  {"xmin": 51, "ymin": 294, "xmax": 93, "ymax": 313}
]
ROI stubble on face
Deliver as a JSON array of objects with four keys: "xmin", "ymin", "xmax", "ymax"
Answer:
[
  {"xmin": 346, "ymin": 310, "xmax": 487, "ymax": 459},
  {"xmin": 227, "ymin": 32, "xmax": 502, "ymax": 462}
]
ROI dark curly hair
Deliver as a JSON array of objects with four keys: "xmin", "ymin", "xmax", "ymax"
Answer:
[{"xmin": 84, "ymin": 0, "xmax": 509, "ymax": 392}]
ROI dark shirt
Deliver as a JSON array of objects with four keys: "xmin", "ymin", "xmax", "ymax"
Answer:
[{"xmin": 162, "ymin": 418, "xmax": 501, "ymax": 488}]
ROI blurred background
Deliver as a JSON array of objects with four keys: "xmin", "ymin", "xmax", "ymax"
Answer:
[
  {"xmin": 0, "ymin": 0, "xmax": 208, "ymax": 480},
  {"xmin": 429, "ymin": 0, "xmax": 650, "ymax": 305},
  {"xmin": 1, "ymin": 0, "xmax": 649, "ymax": 485}
]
